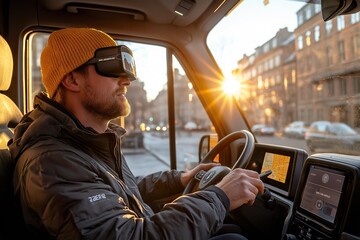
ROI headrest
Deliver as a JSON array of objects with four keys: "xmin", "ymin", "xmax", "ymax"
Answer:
[{"xmin": 0, "ymin": 35, "xmax": 13, "ymax": 91}]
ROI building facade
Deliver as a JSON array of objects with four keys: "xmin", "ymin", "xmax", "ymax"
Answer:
[
  {"xmin": 234, "ymin": 27, "xmax": 297, "ymax": 130},
  {"xmin": 295, "ymin": 4, "xmax": 360, "ymax": 128},
  {"xmin": 233, "ymin": 3, "xmax": 360, "ymax": 130}
]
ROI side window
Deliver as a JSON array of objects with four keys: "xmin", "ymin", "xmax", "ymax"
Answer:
[
  {"xmin": 28, "ymin": 32, "xmax": 214, "ymax": 176},
  {"xmin": 172, "ymin": 58, "xmax": 214, "ymax": 170},
  {"xmin": 28, "ymin": 32, "xmax": 48, "ymax": 110}
]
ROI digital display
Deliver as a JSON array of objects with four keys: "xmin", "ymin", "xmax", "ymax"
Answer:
[
  {"xmin": 247, "ymin": 145, "xmax": 303, "ymax": 198},
  {"xmin": 300, "ymin": 166, "xmax": 345, "ymax": 224},
  {"xmin": 260, "ymin": 152, "xmax": 291, "ymax": 183}
]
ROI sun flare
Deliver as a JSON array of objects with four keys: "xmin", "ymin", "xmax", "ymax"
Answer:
[{"xmin": 222, "ymin": 78, "xmax": 240, "ymax": 96}]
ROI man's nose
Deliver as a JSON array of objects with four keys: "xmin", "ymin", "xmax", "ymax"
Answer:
[{"xmin": 118, "ymin": 76, "xmax": 131, "ymax": 86}]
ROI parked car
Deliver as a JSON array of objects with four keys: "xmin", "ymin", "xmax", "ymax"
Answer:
[
  {"xmin": 251, "ymin": 124, "xmax": 276, "ymax": 136},
  {"xmin": 305, "ymin": 121, "xmax": 360, "ymax": 155},
  {"xmin": 283, "ymin": 121, "xmax": 309, "ymax": 139}
]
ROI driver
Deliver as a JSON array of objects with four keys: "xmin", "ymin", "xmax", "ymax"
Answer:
[{"xmin": 9, "ymin": 28, "xmax": 264, "ymax": 239}]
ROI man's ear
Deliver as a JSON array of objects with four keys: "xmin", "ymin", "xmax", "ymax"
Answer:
[{"xmin": 61, "ymin": 72, "xmax": 81, "ymax": 92}]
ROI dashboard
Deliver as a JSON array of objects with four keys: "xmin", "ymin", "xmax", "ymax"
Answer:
[
  {"xmin": 230, "ymin": 143, "xmax": 360, "ymax": 240},
  {"xmin": 287, "ymin": 153, "xmax": 360, "ymax": 240}
]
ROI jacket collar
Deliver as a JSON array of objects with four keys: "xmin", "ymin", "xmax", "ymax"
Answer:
[
  {"xmin": 34, "ymin": 92, "xmax": 127, "ymax": 136},
  {"xmin": 9, "ymin": 92, "xmax": 126, "ymax": 161}
]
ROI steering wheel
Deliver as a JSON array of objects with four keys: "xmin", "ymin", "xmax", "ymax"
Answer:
[{"xmin": 183, "ymin": 130, "xmax": 255, "ymax": 194}]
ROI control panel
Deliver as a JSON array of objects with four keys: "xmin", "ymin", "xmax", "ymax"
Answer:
[{"xmin": 286, "ymin": 153, "xmax": 360, "ymax": 239}]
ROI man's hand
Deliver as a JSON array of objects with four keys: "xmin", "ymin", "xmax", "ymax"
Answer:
[
  {"xmin": 180, "ymin": 163, "xmax": 220, "ymax": 187},
  {"xmin": 215, "ymin": 168, "xmax": 264, "ymax": 210}
]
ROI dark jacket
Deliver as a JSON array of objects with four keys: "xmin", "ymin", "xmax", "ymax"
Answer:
[{"xmin": 9, "ymin": 93, "xmax": 229, "ymax": 239}]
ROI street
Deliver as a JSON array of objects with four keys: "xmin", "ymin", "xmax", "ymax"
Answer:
[{"xmin": 124, "ymin": 131, "xmax": 312, "ymax": 176}]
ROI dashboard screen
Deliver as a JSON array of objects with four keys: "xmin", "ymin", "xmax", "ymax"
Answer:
[
  {"xmin": 300, "ymin": 165, "xmax": 345, "ymax": 224},
  {"xmin": 247, "ymin": 144, "xmax": 305, "ymax": 198},
  {"xmin": 261, "ymin": 152, "xmax": 291, "ymax": 183}
]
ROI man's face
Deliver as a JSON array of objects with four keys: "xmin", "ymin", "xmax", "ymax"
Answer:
[{"xmin": 76, "ymin": 65, "xmax": 131, "ymax": 121}]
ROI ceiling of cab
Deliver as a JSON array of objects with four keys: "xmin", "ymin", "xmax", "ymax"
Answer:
[{"xmin": 39, "ymin": 0, "xmax": 218, "ymax": 27}]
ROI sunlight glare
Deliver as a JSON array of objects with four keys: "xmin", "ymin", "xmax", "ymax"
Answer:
[{"xmin": 222, "ymin": 78, "xmax": 240, "ymax": 96}]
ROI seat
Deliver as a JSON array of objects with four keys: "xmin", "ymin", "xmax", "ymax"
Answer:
[
  {"xmin": 0, "ymin": 35, "xmax": 23, "ymax": 150},
  {"xmin": 0, "ymin": 34, "xmax": 28, "ymax": 239}
]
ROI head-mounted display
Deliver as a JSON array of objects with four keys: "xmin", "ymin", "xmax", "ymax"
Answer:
[{"xmin": 85, "ymin": 45, "xmax": 137, "ymax": 81}]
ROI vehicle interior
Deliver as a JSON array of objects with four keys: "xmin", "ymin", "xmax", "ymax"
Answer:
[{"xmin": 1, "ymin": 0, "xmax": 360, "ymax": 239}]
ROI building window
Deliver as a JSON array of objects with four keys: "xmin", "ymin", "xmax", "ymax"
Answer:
[
  {"xmin": 352, "ymin": 34, "xmax": 360, "ymax": 56},
  {"xmin": 275, "ymin": 55, "xmax": 280, "ymax": 66},
  {"xmin": 306, "ymin": 54, "xmax": 312, "ymax": 71},
  {"xmin": 269, "ymin": 58, "xmax": 274, "ymax": 69},
  {"xmin": 315, "ymin": 4, "xmax": 321, "ymax": 14},
  {"xmin": 276, "ymin": 74, "xmax": 281, "ymax": 84},
  {"xmin": 306, "ymin": 30, "xmax": 311, "ymax": 46},
  {"xmin": 326, "ymin": 47, "xmax": 333, "ymax": 65},
  {"xmin": 354, "ymin": 105, "xmax": 360, "ymax": 128},
  {"xmin": 258, "ymin": 76, "xmax": 263, "ymax": 89},
  {"xmin": 298, "ymin": 59, "xmax": 304, "ymax": 72},
  {"xmin": 300, "ymin": 109, "xmax": 306, "ymax": 120},
  {"xmin": 353, "ymin": 76, "xmax": 360, "ymax": 94},
  {"xmin": 337, "ymin": 15, "xmax": 345, "ymax": 31},
  {"xmin": 338, "ymin": 40, "xmax": 346, "ymax": 61},
  {"xmin": 305, "ymin": 5, "xmax": 312, "ymax": 20},
  {"xmin": 307, "ymin": 109, "xmax": 312, "ymax": 123},
  {"xmin": 316, "ymin": 108, "xmax": 324, "ymax": 120},
  {"xmin": 264, "ymin": 78, "xmax": 269, "ymax": 89},
  {"xmin": 308, "ymin": 83, "xmax": 313, "ymax": 100},
  {"xmin": 315, "ymin": 82, "xmax": 324, "ymax": 98},
  {"xmin": 326, "ymin": 20, "xmax": 333, "ymax": 36},
  {"xmin": 272, "ymin": 38, "xmax": 277, "ymax": 48},
  {"xmin": 291, "ymin": 70, "xmax": 296, "ymax": 84},
  {"xmin": 298, "ymin": 13, "xmax": 304, "ymax": 25},
  {"xmin": 298, "ymin": 35, "xmax": 303, "ymax": 50},
  {"xmin": 351, "ymin": 12, "xmax": 360, "ymax": 24},
  {"xmin": 339, "ymin": 78, "xmax": 347, "ymax": 95},
  {"xmin": 328, "ymin": 78, "xmax": 334, "ymax": 96},
  {"xmin": 263, "ymin": 43, "xmax": 270, "ymax": 53},
  {"xmin": 314, "ymin": 25, "xmax": 320, "ymax": 42},
  {"xmin": 270, "ymin": 76, "xmax": 275, "ymax": 86},
  {"xmin": 252, "ymin": 68, "xmax": 257, "ymax": 78}
]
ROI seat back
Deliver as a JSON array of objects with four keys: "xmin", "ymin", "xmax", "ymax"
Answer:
[
  {"xmin": 0, "ymin": 35, "xmax": 23, "ymax": 150},
  {"xmin": 0, "ymin": 34, "xmax": 29, "ymax": 239}
]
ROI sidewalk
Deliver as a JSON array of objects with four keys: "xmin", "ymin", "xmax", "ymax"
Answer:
[{"xmin": 122, "ymin": 147, "xmax": 170, "ymax": 176}]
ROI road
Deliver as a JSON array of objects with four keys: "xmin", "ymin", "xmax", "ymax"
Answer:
[{"xmin": 124, "ymin": 131, "xmax": 312, "ymax": 176}]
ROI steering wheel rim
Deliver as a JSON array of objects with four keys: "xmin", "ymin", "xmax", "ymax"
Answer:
[{"xmin": 183, "ymin": 130, "xmax": 255, "ymax": 194}]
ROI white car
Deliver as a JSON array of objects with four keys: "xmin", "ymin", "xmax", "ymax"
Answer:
[
  {"xmin": 251, "ymin": 124, "xmax": 276, "ymax": 136},
  {"xmin": 283, "ymin": 121, "xmax": 309, "ymax": 139}
]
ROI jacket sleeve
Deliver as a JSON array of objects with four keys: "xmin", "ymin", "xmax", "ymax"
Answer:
[
  {"xmin": 135, "ymin": 170, "xmax": 185, "ymax": 202},
  {"xmin": 17, "ymin": 149, "xmax": 229, "ymax": 240}
]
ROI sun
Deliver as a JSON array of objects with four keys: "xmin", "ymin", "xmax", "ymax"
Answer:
[{"xmin": 222, "ymin": 77, "xmax": 240, "ymax": 96}]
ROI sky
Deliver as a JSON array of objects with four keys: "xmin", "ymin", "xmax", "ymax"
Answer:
[{"xmin": 132, "ymin": 0, "xmax": 307, "ymax": 101}]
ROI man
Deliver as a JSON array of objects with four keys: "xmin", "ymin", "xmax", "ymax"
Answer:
[{"xmin": 10, "ymin": 28, "xmax": 264, "ymax": 239}]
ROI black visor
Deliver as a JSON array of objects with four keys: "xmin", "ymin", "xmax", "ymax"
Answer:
[{"xmin": 85, "ymin": 45, "xmax": 137, "ymax": 81}]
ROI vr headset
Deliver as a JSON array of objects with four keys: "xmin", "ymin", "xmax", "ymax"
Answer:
[{"xmin": 85, "ymin": 45, "xmax": 137, "ymax": 81}]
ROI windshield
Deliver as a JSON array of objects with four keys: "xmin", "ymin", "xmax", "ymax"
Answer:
[{"xmin": 208, "ymin": 0, "xmax": 360, "ymax": 156}]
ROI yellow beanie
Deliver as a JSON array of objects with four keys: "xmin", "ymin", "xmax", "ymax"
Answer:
[{"xmin": 41, "ymin": 28, "xmax": 116, "ymax": 98}]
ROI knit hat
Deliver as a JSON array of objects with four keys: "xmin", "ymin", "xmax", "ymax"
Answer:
[{"xmin": 40, "ymin": 28, "xmax": 117, "ymax": 98}]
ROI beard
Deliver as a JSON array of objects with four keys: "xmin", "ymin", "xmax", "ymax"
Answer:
[{"xmin": 82, "ymin": 85, "xmax": 131, "ymax": 121}]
